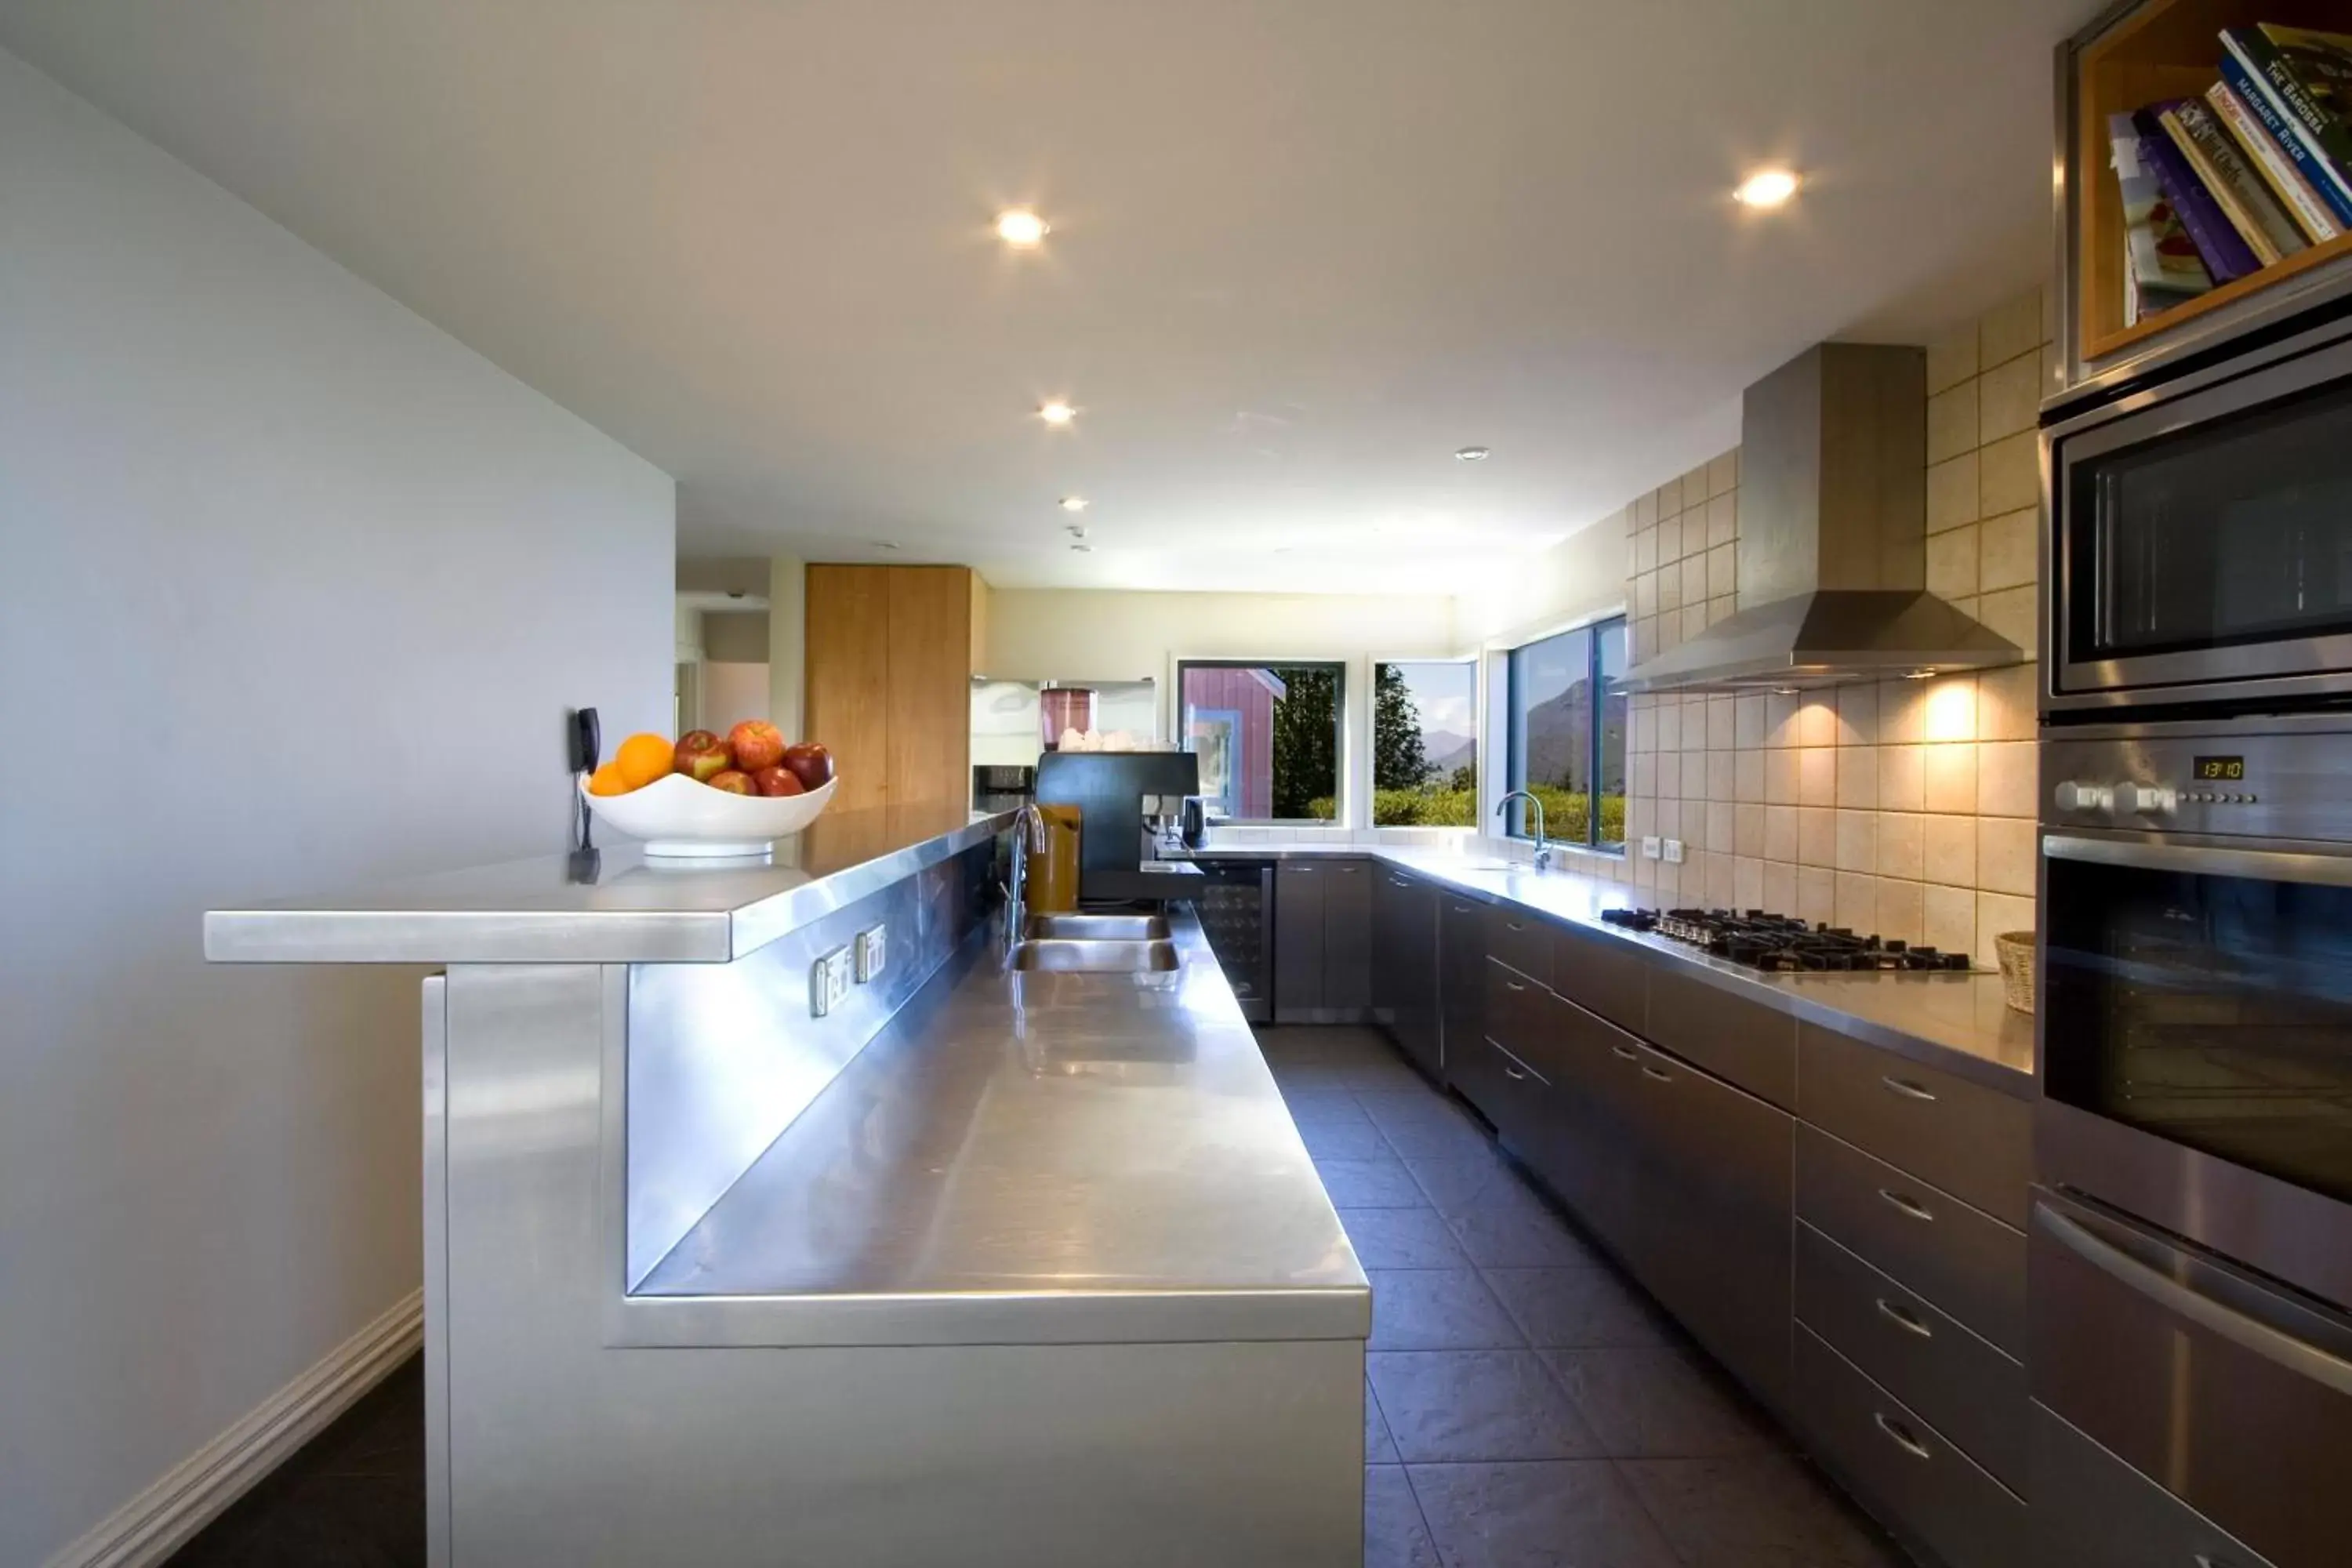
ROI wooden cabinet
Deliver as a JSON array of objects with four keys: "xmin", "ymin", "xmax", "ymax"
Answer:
[
  {"xmin": 2060, "ymin": 0, "xmax": 2352, "ymax": 391},
  {"xmin": 804, "ymin": 564, "xmax": 973, "ymax": 813}
]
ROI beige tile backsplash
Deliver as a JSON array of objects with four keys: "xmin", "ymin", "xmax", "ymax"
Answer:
[{"xmin": 1607, "ymin": 288, "xmax": 2049, "ymax": 966}]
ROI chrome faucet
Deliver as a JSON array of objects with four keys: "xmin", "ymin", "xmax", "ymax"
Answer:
[
  {"xmin": 1495, "ymin": 790, "xmax": 1552, "ymax": 872},
  {"xmin": 1006, "ymin": 804, "xmax": 1047, "ymax": 951}
]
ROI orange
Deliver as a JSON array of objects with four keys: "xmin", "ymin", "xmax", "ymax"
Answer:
[
  {"xmin": 586, "ymin": 763, "xmax": 632, "ymax": 797},
  {"xmin": 615, "ymin": 731, "xmax": 673, "ymax": 789}
]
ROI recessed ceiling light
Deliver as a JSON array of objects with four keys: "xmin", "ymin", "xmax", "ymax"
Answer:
[
  {"xmin": 1905, "ymin": 667, "xmax": 1939, "ymax": 681},
  {"xmin": 1038, "ymin": 401, "xmax": 1076, "ymax": 426},
  {"xmin": 1058, "ymin": 495, "xmax": 1088, "ymax": 512},
  {"xmin": 996, "ymin": 209, "xmax": 1050, "ymax": 248},
  {"xmin": 873, "ymin": 539, "xmax": 902, "ymax": 550},
  {"xmin": 1067, "ymin": 524, "xmax": 1088, "ymax": 539},
  {"xmin": 1454, "ymin": 446, "xmax": 1490, "ymax": 462},
  {"xmin": 1733, "ymin": 169, "xmax": 1801, "ymax": 208},
  {"xmin": 1070, "ymin": 543, "xmax": 1093, "ymax": 553}
]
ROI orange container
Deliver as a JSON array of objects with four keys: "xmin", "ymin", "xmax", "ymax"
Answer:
[{"xmin": 1025, "ymin": 804, "xmax": 1083, "ymax": 913}]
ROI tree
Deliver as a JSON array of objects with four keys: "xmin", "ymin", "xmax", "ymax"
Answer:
[
  {"xmin": 1269, "ymin": 666, "xmax": 1338, "ymax": 819},
  {"xmin": 1373, "ymin": 664, "xmax": 1429, "ymax": 792}
]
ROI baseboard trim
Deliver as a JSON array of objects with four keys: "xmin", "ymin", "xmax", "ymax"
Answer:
[{"xmin": 46, "ymin": 1288, "xmax": 424, "ymax": 1568}]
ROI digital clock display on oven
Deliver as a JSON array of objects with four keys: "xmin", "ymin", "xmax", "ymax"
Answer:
[{"xmin": 2193, "ymin": 756, "xmax": 2246, "ymax": 781}]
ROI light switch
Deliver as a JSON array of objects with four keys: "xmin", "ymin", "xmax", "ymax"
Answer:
[
  {"xmin": 1641, "ymin": 837, "xmax": 1662, "ymax": 860},
  {"xmin": 1662, "ymin": 838, "xmax": 1685, "ymax": 865},
  {"xmin": 855, "ymin": 924, "xmax": 887, "ymax": 983}
]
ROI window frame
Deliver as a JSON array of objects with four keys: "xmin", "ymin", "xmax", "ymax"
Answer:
[
  {"xmin": 1174, "ymin": 658, "xmax": 1348, "ymax": 825},
  {"xmin": 1501, "ymin": 615, "xmax": 1628, "ymax": 855}
]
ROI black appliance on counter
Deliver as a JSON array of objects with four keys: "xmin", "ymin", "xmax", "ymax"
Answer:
[
  {"xmin": 2032, "ymin": 299, "xmax": 2352, "ymax": 1567},
  {"xmin": 1179, "ymin": 795, "xmax": 1209, "ymax": 850},
  {"xmin": 1033, "ymin": 750, "xmax": 1200, "ymax": 904}
]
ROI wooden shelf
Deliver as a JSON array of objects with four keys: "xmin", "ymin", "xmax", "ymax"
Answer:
[{"xmin": 2072, "ymin": 0, "xmax": 2352, "ymax": 368}]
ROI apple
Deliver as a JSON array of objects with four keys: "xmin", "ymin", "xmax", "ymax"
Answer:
[
  {"xmin": 752, "ymin": 764, "xmax": 804, "ymax": 797},
  {"xmin": 729, "ymin": 720, "xmax": 786, "ymax": 773},
  {"xmin": 673, "ymin": 730, "xmax": 731, "ymax": 782},
  {"xmin": 705, "ymin": 768, "xmax": 756, "ymax": 795},
  {"xmin": 782, "ymin": 742, "xmax": 834, "ymax": 792}
]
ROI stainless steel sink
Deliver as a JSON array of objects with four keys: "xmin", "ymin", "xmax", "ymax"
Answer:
[
  {"xmin": 1010, "ymin": 938, "xmax": 1181, "ymax": 972},
  {"xmin": 1023, "ymin": 913, "xmax": 1171, "ymax": 941}
]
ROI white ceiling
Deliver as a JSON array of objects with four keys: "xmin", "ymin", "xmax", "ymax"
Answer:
[{"xmin": 0, "ymin": 1, "xmax": 2100, "ymax": 594}]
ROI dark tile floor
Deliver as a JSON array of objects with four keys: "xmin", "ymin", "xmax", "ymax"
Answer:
[
  {"xmin": 165, "ymin": 1355, "xmax": 424, "ymax": 1566},
  {"xmin": 169, "ymin": 1024, "xmax": 1904, "ymax": 1568},
  {"xmin": 1261, "ymin": 1024, "xmax": 1911, "ymax": 1568}
]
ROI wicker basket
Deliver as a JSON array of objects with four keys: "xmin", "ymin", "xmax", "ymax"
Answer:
[{"xmin": 1995, "ymin": 931, "xmax": 2036, "ymax": 1015}]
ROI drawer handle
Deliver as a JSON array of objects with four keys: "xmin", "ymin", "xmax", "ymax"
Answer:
[
  {"xmin": 1874, "ymin": 1298, "xmax": 1933, "ymax": 1339},
  {"xmin": 1880, "ymin": 1075, "xmax": 1937, "ymax": 1103},
  {"xmin": 1610, "ymin": 1044, "xmax": 1640, "ymax": 1063},
  {"xmin": 1452, "ymin": 902, "xmax": 1475, "ymax": 913},
  {"xmin": 1640, "ymin": 1064, "xmax": 1673, "ymax": 1083},
  {"xmin": 1504, "ymin": 979, "xmax": 1529, "ymax": 993},
  {"xmin": 1878, "ymin": 1188, "xmax": 1935, "ymax": 1222},
  {"xmin": 1388, "ymin": 877, "xmax": 1410, "ymax": 887},
  {"xmin": 2195, "ymin": 1556, "xmax": 2248, "ymax": 1568},
  {"xmin": 1504, "ymin": 1062, "xmax": 1530, "ymax": 1081},
  {"xmin": 1506, "ymin": 919, "xmax": 1526, "ymax": 931},
  {"xmin": 1871, "ymin": 1412, "xmax": 1933, "ymax": 1462}
]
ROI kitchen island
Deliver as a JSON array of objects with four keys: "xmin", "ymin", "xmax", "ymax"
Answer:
[{"xmin": 206, "ymin": 808, "xmax": 1368, "ymax": 1568}]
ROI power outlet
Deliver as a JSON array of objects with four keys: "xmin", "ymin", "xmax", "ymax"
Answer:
[
  {"xmin": 855, "ymin": 923, "xmax": 887, "ymax": 983},
  {"xmin": 809, "ymin": 946, "xmax": 854, "ymax": 1017},
  {"xmin": 1662, "ymin": 838, "xmax": 1686, "ymax": 865},
  {"xmin": 1641, "ymin": 836, "xmax": 1661, "ymax": 861}
]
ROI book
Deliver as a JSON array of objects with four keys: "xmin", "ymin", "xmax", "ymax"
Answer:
[
  {"xmin": 2209, "ymin": 78, "xmax": 2343, "ymax": 243},
  {"xmin": 2146, "ymin": 100, "xmax": 2308, "ymax": 267},
  {"xmin": 2222, "ymin": 25, "xmax": 2352, "ymax": 216},
  {"xmin": 2220, "ymin": 50, "xmax": 2352, "ymax": 227},
  {"xmin": 2133, "ymin": 107, "xmax": 2261, "ymax": 281},
  {"xmin": 2109, "ymin": 112, "xmax": 2212, "ymax": 325}
]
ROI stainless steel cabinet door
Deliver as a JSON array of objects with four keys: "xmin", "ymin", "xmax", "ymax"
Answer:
[
  {"xmin": 1273, "ymin": 861, "xmax": 1325, "ymax": 1019},
  {"xmin": 1323, "ymin": 859, "xmax": 1373, "ymax": 1012},
  {"xmin": 1536, "ymin": 991, "xmax": 1645, "ymax": 1258},
  {"xmin": 1437, "ymin": 892, "xmax": 1486, "ymax": 1083},
  {"xmin": 1625, "ymin": 1039, "xmax": 1795, "ymax": 1407}
]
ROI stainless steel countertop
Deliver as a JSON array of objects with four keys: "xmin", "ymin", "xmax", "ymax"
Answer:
[
  {"xmin": 203, "ymin": 804, "xmax": 1016, "ymax": 965},
  {"xmin": 633, "ymin": 906, "xmax": 1372, "ymax": 1344},
  {"xmin": 1183, "ymin": 841, "xmax": 2036, "ymax": 1094}
]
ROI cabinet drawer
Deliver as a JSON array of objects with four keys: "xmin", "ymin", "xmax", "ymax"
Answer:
[
  {"xmin": 1552, "ymin": 922, "xmax": 1645, "ymax": 1036},
  {"xmin": 1795, "ymin": 1126, "xmax": 2025, "ymax": 1356},
  {"xmin": 1795, "ymin": 1220, "xmax": 2026, "ymax": 1493},
  {"xmin": 1485, "ymin": 905, "xmax": 1552, "ymax": 992},
  {"xmin": 2031, "ymin": 1403, "xmax": 2278, "ymax": 1568},
  {"xmin": 1797, "ymin": 1023, "xmax": 2031, "ymax": 1228},
  {"xmin": 1793, "ymin": 1326, "xmax": 2026, "ymax": 1568},
  {"xmin": 1646, "ymin": 969, "xmax": 1796, "ymax": 1108},
  {"xmin": 1483, "ymin": 959, "xmax": 1550, "ymax": 1069}
]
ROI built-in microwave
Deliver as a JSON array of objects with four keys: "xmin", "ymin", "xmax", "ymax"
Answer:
[{"xmin": 2045, "ymin": 310, "xmax": 2352, "ymax": 715}]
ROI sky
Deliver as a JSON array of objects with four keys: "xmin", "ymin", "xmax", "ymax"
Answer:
[{"xmin": 1395, "ymin": 660, "xmax": 1476, "ymax": 740}]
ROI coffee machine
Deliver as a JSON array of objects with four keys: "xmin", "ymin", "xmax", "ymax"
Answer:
[{"xmin": 1034, "ymin": 750, "xmax": 1202, "ymax": 903}]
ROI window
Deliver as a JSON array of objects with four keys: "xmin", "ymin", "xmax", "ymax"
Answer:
[
  {"xmin": 1504, "ymin": 618, "xmax": 1627, "ymax": 851},
  {"xmin": 1372, "ymin": 660, "xmax": 1478, "ymax": 826},
  {"xmin": 1178, "ymin": 661, "xmax": 1344, "ymax": 821}
]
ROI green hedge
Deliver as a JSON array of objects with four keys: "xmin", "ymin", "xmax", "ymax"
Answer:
[{"xmin": 1356, "ymin": 785, "xmax": 1625, "ymax": 842}]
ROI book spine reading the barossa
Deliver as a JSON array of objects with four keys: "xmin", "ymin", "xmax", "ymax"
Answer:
[
  {"xmin": 2220, "ymin": 50, "xmax": 2352, "ymax": 227},
  {"xmin": 2209, "ymin": 81, "xmax": 2343, "ymax": 243},
  {"xmin": 2152, "ymin": 100, "xmax": 2308, "ymax": 267},
  {"xmin": 2133, "ymin": 107, "xmax": 2261, "ymax": 280},
  {"xmin": 2223, "ymin": 25, "xmax": 2352, "ymax": 215}
]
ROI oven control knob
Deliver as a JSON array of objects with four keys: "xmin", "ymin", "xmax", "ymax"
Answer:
[
  {"xmin": 2054, "ymin": 781, "xmax": 2114, "ymax": 814},
  {"xmin": 2113, "ymin": 782, "xmax": 2177, "ymax": 818}
]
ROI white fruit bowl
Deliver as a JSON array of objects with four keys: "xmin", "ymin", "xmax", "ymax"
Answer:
[{"xmin": 580, "ymin": 771, "xmax": 837, "ymax": 858}]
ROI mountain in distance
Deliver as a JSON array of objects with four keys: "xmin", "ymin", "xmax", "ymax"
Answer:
[
  {"xmin": 1421, "ymin": 730, "xmax": 1475, "ymax": 777},
  {"xmin": 1519, "ymin": 681, "xmax": 1594, "ymax": 788}
]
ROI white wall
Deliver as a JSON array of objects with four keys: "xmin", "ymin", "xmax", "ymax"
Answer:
[
  {"xmin": 0, "ymin": 48, "xmax": 674, "ymax": 1566},
  {"xmin": 984, "ymin": 589, "xmax": 1461, "ymax": 827},
  {"xmin": 1455, "ymin": 516, "xmax": 1631, "ymax": 651}
]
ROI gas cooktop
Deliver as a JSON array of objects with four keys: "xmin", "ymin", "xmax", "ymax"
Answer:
[{"xmin": 1598, "ymin": 907, "xmax": 1973, "ymax": 972}]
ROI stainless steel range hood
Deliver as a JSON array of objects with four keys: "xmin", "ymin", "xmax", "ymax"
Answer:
[{"xmin": 1618, "ymin": 343, "xmax": 2023, "ymax": 694}]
